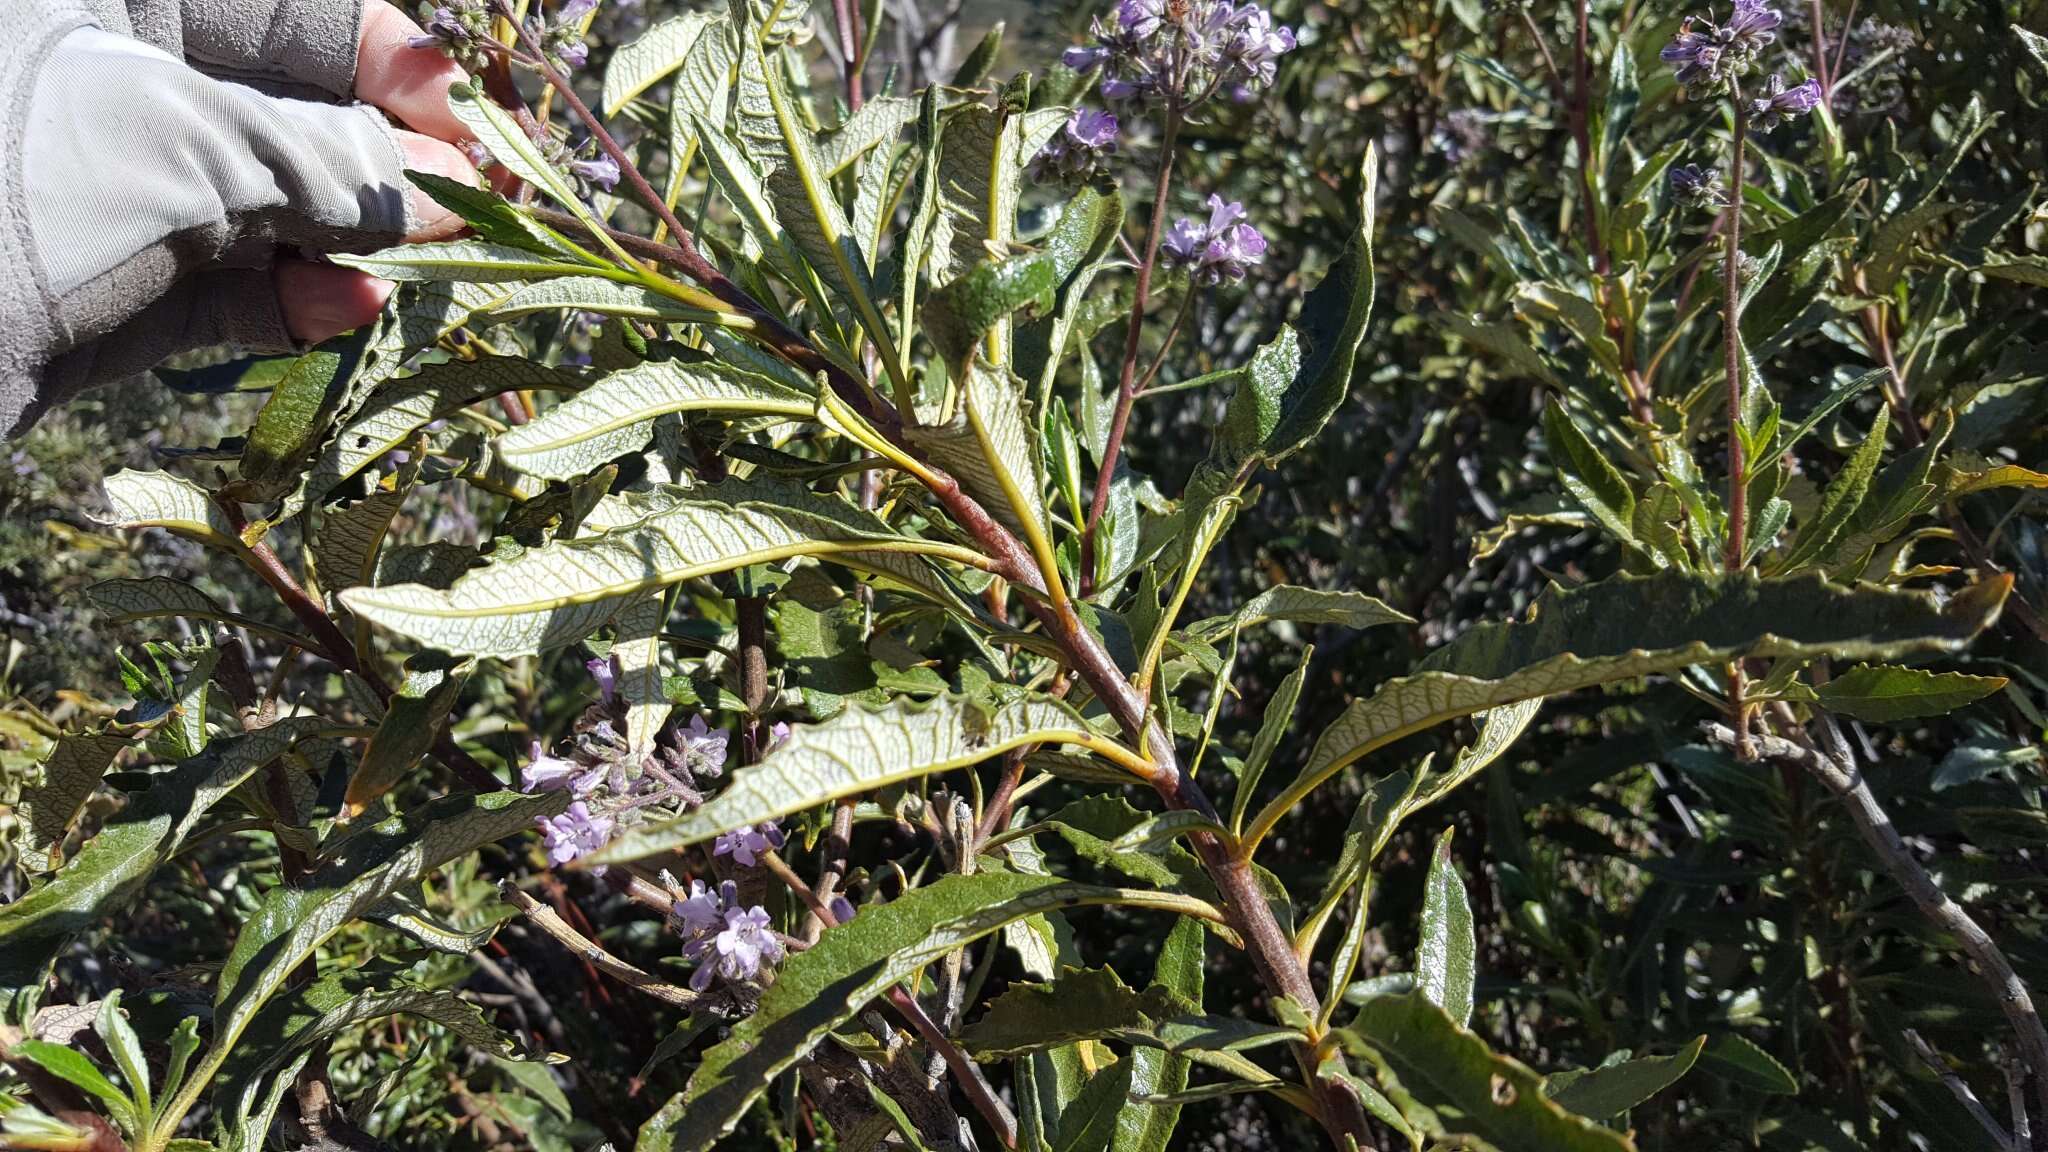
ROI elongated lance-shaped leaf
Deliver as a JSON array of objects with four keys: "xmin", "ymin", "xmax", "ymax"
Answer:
[
  {"xmin": 497, "ymin": 356, "xmax": 814, "ymax": 480},
  {"xmin": 728, "ymin": 17, "xmax": 904, "ymax": 378},
  {"xmin": 1544, "ymin": 1037, "xmax": 1705, "ymax": 1120},
  {"xmin": 363, "ymin": 892, "xmax": 503, "ymax": 955},
  {"xmin": 1215, "ymin": 146, "xmax": 1377, "ymax": 467},
  {"xmin": 1114, "ymin": 917, "xmax": 1206, "ymax": 1152},
  {"xmin": 1055, "ymin": 1061, "xmax": 1132, "ymax": 1152},
  {"xmin": 1774, "ymin": 404, "xmax": 1889, "ymax": 573},
  {"xmin": 1338, "ymin": 995, "xmax": 1634, "ymax": 1152},
  {"xmin": 230, "ymin": 328, "xmax": 377, "ymax": 504},
  {"xmin": 447, "ymin": 80, "xmax": 611, "ymax": 243},
  {"xmin": 1187, "ymin": 586, "xmax": 1412, "ymax": 641},
  {"xmin": 302, "ymin": 357, "xmax": 581, "ymax": 505},
  {"xmin": 664, "ymin": 871, "xmax": 1184, "ymax": 1152},
  {"xmin": 924, "ymin": 186, "xmax": 1123, "ymax": 371},
  {"xmin": 1812, "ymin": 663, "xmax": 2007, "ymax": 722},
  {"xmin": 469, "ymin": 277, "xmax": 729, "ymax": 326},
  {"xmin": 906, "ymin": 358, "xmax": 1051, "ymax": 541},
  {"xmin": 1416, "ymin": 830, "xmax": 1476, "ymax": 1026},
  {"xmin": 16, "ymin": 732, "xmax": 132, "ymax": 871},
  {"xmin": 611, "ymin": 591, "xmax": 672, "ymax": 755},
  {"xmin": 343, "ymin": 665, "xmax": 468, "ymax": 816},
  {"xmin": 1252, "ymin": 571, "xmax": 2009, "ymax": 849},
  {"xmin": 661, "ymin": 16, "xmax": 736, "ymax": 207},
  {"xmin": 932, "ymin": 99, "xmax": 1067, "ymax": 287},
  {"xmin": 592, "ymin": 694, "xmax": 1099, "ymax": 862},
  {"xmin": 1543, "ymin": 398, "xmax": 1637, "ymax": 548},
  {"xmin": 818, "ymin": 96, "xmax": 919, "ymax": 176},
  {"xmin": 602, "ymin": 11, "xmax": 718, "ymax": 113},
  {"xmin": 330, "ymin": 241, "xmax": 596, "ymax": 283},
  {"xmin": 0, "ymin": 717, "xmax": 334, "ymax": 986},
  {"xmin": 340, "ymin": 478, "xmax": 985, "ymax": 657},
  {"xmin": 97, "ymin": 470, "xmax": 240, "ymax": 548},
  {"xmin": 85, "ymin": 578, "xmax": 272, "ymax": 642},
  {"xmin": 203, "ymin": 791, "xmax": 565, "ymax": 1110},
  {"xmin": 1231, "ymin": 649, "xmax": 1311, "ymax": 834}
]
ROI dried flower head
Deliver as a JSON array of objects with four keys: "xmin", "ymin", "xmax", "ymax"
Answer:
[
  {"xmin": 1668, "ymin": 163, "xmax": 1726, "ymax": 210},
  {"xmin": 1660, "ymin": 0, "xmax": 1783, "ymax": 96}
]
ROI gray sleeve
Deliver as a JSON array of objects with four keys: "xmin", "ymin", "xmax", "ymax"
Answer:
[
  {"xmin": 0, "ymin": 25, "xmax": 417, "ymax": 437},
  {"xmin": 175, "ymin": 0, "xmax": 369, "ymax": 98}
]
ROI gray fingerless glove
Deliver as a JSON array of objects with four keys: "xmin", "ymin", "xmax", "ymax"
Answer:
[{"xmin": 1, "ymin": 4, "xmax": 412, "ymax": 437}]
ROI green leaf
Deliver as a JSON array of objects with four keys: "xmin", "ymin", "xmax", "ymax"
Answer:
[
  {"xmin": 1698, "ymin": 1034, "xmax": 1798, "ymax": 1094},
  {"xmin": 303, "ymin": 357, "xmax": 579, "ymax": 503},
  {"xmin": 1218, "ymin": 146, "xmax": 1377, "ymax": 465},
  {"xmin": 207, "ymin": 791, "xmax": 567, "ymax": 1105},
  {"xmin": 1107, "ymin": 812, "xmax": 1228, "ymax": 856},
  {"xmin": 97, "ymin": 470, "xmax": 240, "ymax": 549},
  {"xmin": 924, "ymin": 187, "xmax": 1122, "ymax": 370},
  {"xmin": 229, "ymin": 328, "xmax": 377, "ymax": 503},
  {"xmin": 497, "ymin": 358, "xmax": 814, "ymax": 480},
  {"xmin": 602, "ymin": 12, "xmax": 719, "ymax": 113},
  {"xmin": 8, "ymin": 1042, "xmax": 139, "ymax": 1135},
  {"xmin": 15, "ymin": 732, "xmax": 132, "ymax": 870},
  {"xmin": 593, "ymin": 695, "xmax": 1097, "ymax": 862},
  {"xmin": 340, "ymin": 478, "xmax": 981, "ymax": 657},
  {"xmin": 1542, "ymin": 399, "xmax": 1636, "ymax": 547},
  {"xmin": 363, "ymin": 893, "xmax": 503, "ymax": 955},
  {"xmin": 1113, "ymin": 916, "xmax": 1205, "ymax": 1152},
  {"xmin": 404, "ymin": 171, "xmax": 569, "ymax": 255},
  {"xmin": 1338, "ymin": 995, "xmax": 1633, "ymax": 1152},
  {"xmin": 1416, "ymin": 830, "xmax": 1475, "ymax": 1027},
  {"xmin": 1813, "ymin": 663, "xmax": 2007, "ymax": 723},
  {"xmin": 1775, "ymin": 404, "xmax": 1888, "ymax": 572},
  {"xmin": 964, "ymin": 967, "xmax": 1184, "ymax": 1058},
  {"xmin": 1231, "ymin": 649, "xmax": 1309, "ymax": 833},
  {"xmin": 94, "ymin": 991, "xmax": 152, "ymax": 1122},
  {"xmin": 1258, "ymin": 571, "xmax": 2009, "ymax": 843},
  {"xmin": 331, "ymin": 240, "xmax": 591, "ymax": 283},
  {"xmin": 664, "ymin": 872, "xmax": 1166, "ymax": 1152},
  {"xmin": 951, "ymin": 22, "xmax": 1005, "ymax": 86},
  {"xmin": 1054, "ymin": 1060, "xmax": 1133, "ymax": 1152},
  {"xmin": 906, "ymin": 359, "xmax": 1051, "ymax": 542},
  {"xmin": 0, "ymin": 717, "xmax": 334, "ymax": 986},
  {"xmin": 1545, "ymin": 1036, "xmax": 1705, "ymax": 1119},
  {"xmin": 818, "ymin": 96, "xmax": 919, "ymax": 177},
  {"xmin": 85, "ymin": 578, "xmax": 302, "ymax": 653},
  {"xmin": 468, "ymin": 277, "xmax": 726, "ymax": 326},
  {"xmin": 930, "ymin": 99, "xmax": 1066, "ymax": 287},
  {"xmin": 1188, "ymin": 586, "xmax": 1412, "ymax": 640},
  {"xmin": 447, "ymin": 81, "xmax": 602, "ymax": 233},
  {"xmin": 343, "ymin": 665, "xmax": 469, "ymax": 816}
]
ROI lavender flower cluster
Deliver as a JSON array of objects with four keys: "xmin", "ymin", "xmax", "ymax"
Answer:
[
  {"xmin": 1062, "ymin": 0, "xmax": 1298, "ymax": 107},
  {"xmin": 1660, "ymin": 0, "xmax": 1821, "ymax": 132},
  {"xmin": 1162, "ymin": 194, "xmax": 1268, "ymax": 285},
  {"xmin": 412, "ymin": 0, "xmax": 596, "ymax": 85},
  {"xmin": 670, "ymin": 879, "xmax": 786, "ymax": 991}
]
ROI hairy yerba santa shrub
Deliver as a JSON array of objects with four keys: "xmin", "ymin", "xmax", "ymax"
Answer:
[{"xmin": 3, "ymin": 0, "xmax": 2046, "ymax": 1149}]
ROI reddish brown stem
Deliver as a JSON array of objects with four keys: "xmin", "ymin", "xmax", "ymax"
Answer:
[
  {"xmin": 1080, "ymin": 112, "xmax": 1181, "ymax": 590},
  {"xmin": 1571, "ymin": 0, "xmax": 1607, "ymax": 273}
]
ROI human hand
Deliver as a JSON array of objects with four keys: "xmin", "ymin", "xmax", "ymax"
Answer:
[{"xmin": 277, "ymin": 2, "xmax": 485, "ymax": 344}]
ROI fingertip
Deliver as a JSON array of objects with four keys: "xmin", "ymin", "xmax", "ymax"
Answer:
[
  {"xmin": 277, "ymin": 261, "xmax": 394, "ymax": 345},
  {"xmin": 398, "ymin": 132, "xmax": 483, "ymax": 240},
  {"xmin": 356, "ymin": 1, "xmax": 475, "ymax": 144}
]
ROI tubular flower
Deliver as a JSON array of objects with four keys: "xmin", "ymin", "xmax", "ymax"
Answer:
[
  {"xmin": 1660, "ymin": 0, "xmax": 1783, "ymax": 96},
  {"xmin": 713, "ymin": 820, "xmax": 787, "ymax": 868},
  {"xmin": 1749, "ymin": 74, "xmax": 1823, "ymax": 130},
  {"xmin": 1162, "ymin": 194, "xmax": 1267, "ymax": 285},
  {"xmin": 537, "ymin": 801, "xmax": 615, "ymax": 866},
  {"xmin": 1030, "ymin": 108, "xmax": 1120, "ymax": 183},
  {"xmin": 1062, "ymin": 0, "xmax": 1296, "ymax": 108}
]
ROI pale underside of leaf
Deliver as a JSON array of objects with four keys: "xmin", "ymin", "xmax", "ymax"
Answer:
[
  {"xmin": 592, "ymin": 695, "xmax": 1094, "ymax": 862},
  {"xmin": 339, "ymin": 479, "xmax": 980, "ymax": 657}
]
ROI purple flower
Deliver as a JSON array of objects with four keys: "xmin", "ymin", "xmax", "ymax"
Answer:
[
  {"xmin": 1162, "ymin": 195, "xmax": 1266, "ymax": 285},
  {"xmin": 1724, "ymin": 0, "xmax": 1784, "ymax": 52},
  {"xmin": 1030, "ymin": 108, "xmax": 1120, "ymax": 183},
  {"xmin": 1061, "ymin": 0, "xmax": 1293, "ymax": 108},
  {"xmin": 1661, "ymin": 0, "xmax": 1782, "ymax": 95},
  {"xmin": 558, "ymin": 0, "xmax": 600, "ymax": 22},
  {"xmin": 828, "ymin": 895, "xmax": 858, "ymax": 924},
  {"xmin": 671, "ymin": 878, "xmax": 734, "ymax": 940},
  {"xmin": 568, "ymin": 152, "xmax": 619, "ymax": 191},
  {"xmin": 687, "ymin": 905, "xmax": 786, "ymax": 990},
  {"xmin": 410, "ymin": 0, "xmax": 490, "ymax": 67},
  {"xmin": 681, "ymin": 715, "xmax": 730, "ymax": 778},
  {"xmin": 522, "ymin": 741, "xmax": 606, "ymax": 795},
  {"xmin": 713, "ymin": 820, "xmax": 786, "ymax": 868},
  {"xmin": 586, "ymin": 656, "xmax": 617, "ymax": 703},
  {"xmin": 767, "ymin": 721, "xmax": 793, "ymax": 750},
  {"xmin": 556, "ymin": 40, "xmax": 590, "ymax": 70},
  {"xmin": 1749, "ymin": 74, "xmax": 1822, "ymax": 130},
  {"xmin": 1668, "ymin": 163, "xmax": 1725, "ymax": 209},
  {"xmin": 538, "ymin": 801, "xmax": 615, "ymax": 865}
]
